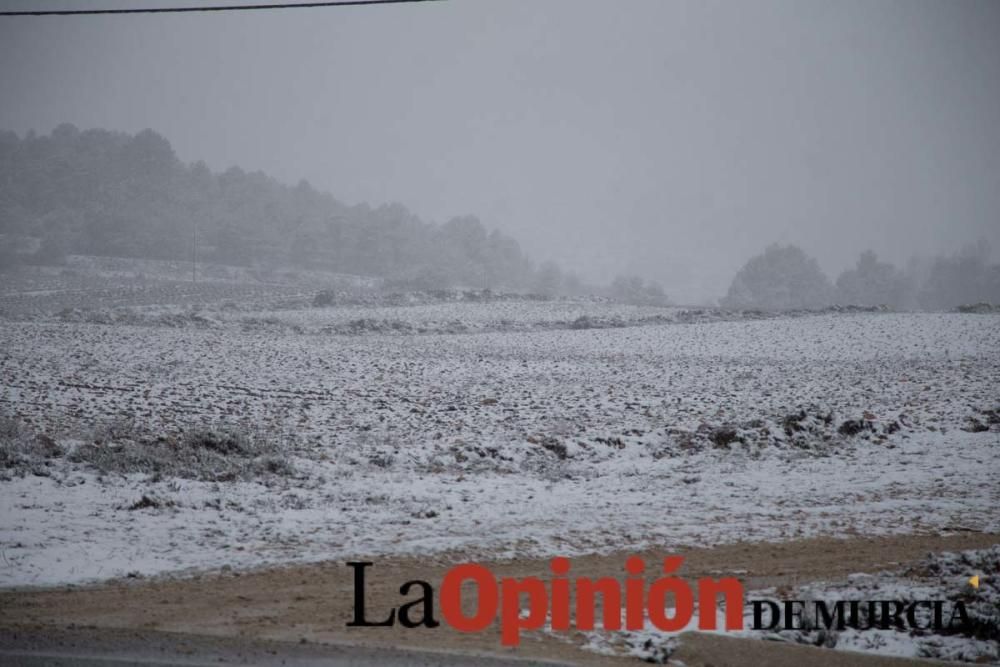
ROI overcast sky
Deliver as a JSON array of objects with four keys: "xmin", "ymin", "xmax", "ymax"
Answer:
[{"xmin": 1, "ymin": 0, "xmax": 998, "ymax": 302}]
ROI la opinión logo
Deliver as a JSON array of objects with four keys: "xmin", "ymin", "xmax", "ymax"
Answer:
[{"xmin": 347, "ymin": 557, "xmax": 978, "ymax": 646}]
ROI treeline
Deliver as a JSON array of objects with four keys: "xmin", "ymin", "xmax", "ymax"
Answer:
[
  {"xmin": 721, "ymin": 243, "xmax": 1000, "ymax": 311},
  {"xmin": 0, "ymin": 124, "xmax": 582, "ymax": 294}
]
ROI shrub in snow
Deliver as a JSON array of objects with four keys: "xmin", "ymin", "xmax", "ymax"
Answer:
[
  {"xmin": 0, "ymin": 415, "xmax": 64, "ymax": 477},
  {"xmin": 955, "ymin": 303, "xmax": 1000, "ymax": 314},
  {"xmin": 837, "ymin": 419, "xmax": 874, "ymax": 437},
  {"xmin": 70, "ymin": 421, "xmax": 296, "ymax": 482},
  {"xmin": 312, "ymin": 290, "xmax": 336, "ymax": 307},
  {"xmin": 753, "ymin": 547, "xmax": 1000, "ymax": 662}
]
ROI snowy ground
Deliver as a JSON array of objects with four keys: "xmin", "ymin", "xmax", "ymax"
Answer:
[
  {"xmin": 1, "ymin": 427, "xmax": 998, "ymax": 588},
  {"xmin": 2, "ymin": 272, "xmax": 999, "ymax": 663},
  {"xmin": 1, "ymin": 294, "xmax": 998, "ymax": 587}
]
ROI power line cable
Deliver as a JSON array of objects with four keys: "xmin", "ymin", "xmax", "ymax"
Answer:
[{"xmin": 0, "ymin": 0, "xmax": 442, "ymax": 17}]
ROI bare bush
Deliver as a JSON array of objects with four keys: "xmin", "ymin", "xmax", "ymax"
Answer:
[
  {"xmin": 70, "ymin": 420, "xmax": 297, "ymax": 482},
  {"xmin": 0, "ymin": 415, "xmax": 63, "ymax": 476}
]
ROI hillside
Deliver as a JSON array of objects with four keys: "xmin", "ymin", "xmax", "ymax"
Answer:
[{"xmin": 0, "ymin": 124, "xmax": 567, "ymax": 293}]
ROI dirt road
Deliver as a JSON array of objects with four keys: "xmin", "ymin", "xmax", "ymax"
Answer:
[{"xmin": 3, "ymin": 532, "xmax": 997, "ymax": 666}]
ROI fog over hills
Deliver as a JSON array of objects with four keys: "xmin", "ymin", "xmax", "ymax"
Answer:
[
  {"xmin": 3, "ymin": 124, "xmax": 997, "ymax": 310},
  {"xmin": 0, "ymin": 124, "xmax": 577, "ymax": 294},
  {"xmin": 1, "ymin": 0, "xmax": 998, "ymax": 303}
]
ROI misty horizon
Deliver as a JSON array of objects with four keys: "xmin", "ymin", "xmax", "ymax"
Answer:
[{"xmin": 2, "ymin": 0, "xmax": 999, "ymax": 303}]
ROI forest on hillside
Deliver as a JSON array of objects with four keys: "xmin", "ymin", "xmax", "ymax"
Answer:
[
  {"xmin": 0, "ymin": 124, "xmax": 581, "ymax": 294},
  {"xmin": 4, "ymin": 125, "xmax": 994, "ymax": 311}
]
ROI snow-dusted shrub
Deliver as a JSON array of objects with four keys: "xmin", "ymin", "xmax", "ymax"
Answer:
[
  {"xmin": 312, "ymin": 290, "xmax": 336, "ymax": 307},
  {"xmin": 334, "ymin": 318, "xmax": 415, "ymax": 334},
  {"xmin": 71, "ymin": 421, "xmax": 295, "ymax": 482},
  {"xmin": 756, "ymin": 547, "xmax": 1000, "ymax": 662},
  {"xmin": 0, "ymin": 415, "xmax": 63, "ymax": 476},
  {"xmin": 918, "ymin": 546, "xmax": 1000, "ymax": 643},
  {"xmin": 569, "ymin": 314, "xmax": 627, "ymax": 330},
  {"xmin": 955, "ymin": 303, "xmax": 1000, "ymax": 314},
  {"xmin": 961, "ymin": 407, "xmax": 1000, "ymax": 433}
]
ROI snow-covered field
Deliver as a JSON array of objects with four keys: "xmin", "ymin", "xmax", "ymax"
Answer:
[
  {"xmin": 2, "ymin": 286, "xmax": 998, "ymax": 588},
  {"xmin": 1, "ymin": 270, "xmax": 999, "ymax": 663}
]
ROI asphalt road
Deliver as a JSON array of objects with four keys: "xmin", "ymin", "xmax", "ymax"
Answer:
[{"xmin": 0, "ymin": 627, "xmax": 572, "ymax": 667}]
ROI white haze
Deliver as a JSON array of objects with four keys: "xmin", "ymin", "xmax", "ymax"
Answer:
[{"xmin": 1, "ymin": 0, "xmax": 998, "ymax": 303}]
